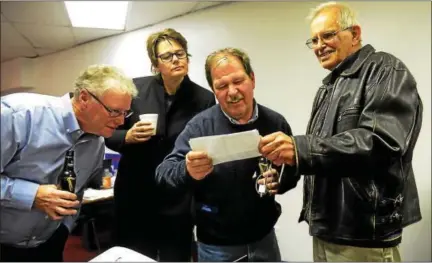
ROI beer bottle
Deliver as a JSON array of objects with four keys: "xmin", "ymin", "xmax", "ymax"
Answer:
[{"xmin": 59, "ymin": 149, "xmax": 76, "ymax": 193}]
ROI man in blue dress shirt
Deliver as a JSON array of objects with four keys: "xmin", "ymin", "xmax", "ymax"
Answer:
[{"xmin": 0, "ymin": 64, "xmax": 138, "ymax": 262}]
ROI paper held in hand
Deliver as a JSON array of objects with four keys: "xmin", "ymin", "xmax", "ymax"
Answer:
[
  {"xmin": 89, "ymin": 246, "xmax": 156, "ymax": 262},
  {"xmin": 189, "ymin": 129, "xmax": 261, "ymax": 165}
]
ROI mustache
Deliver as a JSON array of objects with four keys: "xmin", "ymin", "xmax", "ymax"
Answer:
[{"xmin": 227, "ymin": 96, "xmax": 244, "ymax": 103}]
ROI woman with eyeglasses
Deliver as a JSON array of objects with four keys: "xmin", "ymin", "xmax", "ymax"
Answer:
[{"xmin": 104, "ymin": 28, "xmax": 215, "ymax": 262}]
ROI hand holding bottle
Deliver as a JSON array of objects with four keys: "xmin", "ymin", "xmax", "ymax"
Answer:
[{"xmin": 33, "ymin": 184, "xmax": 79, "ymax": 220}]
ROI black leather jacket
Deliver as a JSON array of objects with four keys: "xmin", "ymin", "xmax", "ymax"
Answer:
[{"xmin": 292, "ymin": 44, "xmax": 423, "ymax": 247}]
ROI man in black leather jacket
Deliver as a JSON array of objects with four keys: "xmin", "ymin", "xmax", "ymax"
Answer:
[{"xmin": 259, "ymin": 2, "xmax": 423, "ymax": 261}]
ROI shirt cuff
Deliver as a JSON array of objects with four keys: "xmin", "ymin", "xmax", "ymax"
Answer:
[{"xmin": 11, "ymin": 179, "xmax": 39, "ymax": 211}]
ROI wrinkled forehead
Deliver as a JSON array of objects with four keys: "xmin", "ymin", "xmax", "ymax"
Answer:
[
  {"xmin": 211, "ymin": 55, "xmax": 244, "ymax": 77},
  {"xmin": 101, "ymin": 88, "xmax": 131, "ymax": 109},
  {"xmin": 212, "ymin": 54, "xmax": 243, "ymax": 70},
  {"xmin": 310, "ymin": 9, "xmax": 341, "ymax": 35}
]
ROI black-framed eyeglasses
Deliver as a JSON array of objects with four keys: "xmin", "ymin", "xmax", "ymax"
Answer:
[
  {"xmin": 157, "ymin": 50, "xmax": 188, "ymax": 63},
  {"xmin": 305, "ymin": 27, "xmax": 352, "ymax": 49},
  {"xmin": 84, "ymin": 89, "xmax": 133, "ymax": 118}
]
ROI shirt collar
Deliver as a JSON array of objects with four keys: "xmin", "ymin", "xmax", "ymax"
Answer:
[
  {"xmin": 61, "ymin": 93, "xmax": 84, "ymax": 137},
  {"xmin": 221, "ymin": 99, "xmax": 259, "ymax": 125}
]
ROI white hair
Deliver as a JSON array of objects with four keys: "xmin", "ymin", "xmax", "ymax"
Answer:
[
  {"xmin": 73, "ymin": 64, "xmax": 138, "ymax": 98},
  {"xmin": 306, "ymin": 1, "xmax": 360, "ymax": 29}
]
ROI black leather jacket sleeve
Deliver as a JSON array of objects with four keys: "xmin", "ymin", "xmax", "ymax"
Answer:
[{"xmin": 293, "ymin": 65, "xmax": 421, "ymax": 176}]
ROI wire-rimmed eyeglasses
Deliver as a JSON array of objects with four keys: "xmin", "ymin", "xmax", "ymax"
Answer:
[
  {"xmin": 305, "ymin": 27, "xmax": 352, "ymax": 49},
  {"xmin": 85, "ymin": 89, "xmax": 133, "ymax": 118}
]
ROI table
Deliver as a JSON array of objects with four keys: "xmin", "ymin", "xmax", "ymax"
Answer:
[{"xmin": 80, "ymin": 188, "xmax": 115, "ymax": 252}]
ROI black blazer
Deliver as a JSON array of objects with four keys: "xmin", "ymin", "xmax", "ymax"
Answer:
[{"xmin": 105, "ymin": 75, "xmax": 215, "ymax": 215}]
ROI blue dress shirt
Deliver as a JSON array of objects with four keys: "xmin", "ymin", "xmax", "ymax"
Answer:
[{"xmin": 0, "ymin": 92, "xmax": 104, "ymax": 248}]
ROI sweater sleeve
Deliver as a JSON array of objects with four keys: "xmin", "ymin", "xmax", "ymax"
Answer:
[{"xmin": 155, "ymin": 121, "xmax": 200, "ymax": 189}]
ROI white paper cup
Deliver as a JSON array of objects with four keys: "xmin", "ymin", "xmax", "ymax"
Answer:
[{"xmin": 139, "ymin": 113, "xmax": 158, "ymax": 135}]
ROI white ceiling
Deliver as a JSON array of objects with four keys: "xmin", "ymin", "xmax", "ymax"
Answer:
[{"xmin": 0, "ymin": 1, "xmax": 228, "ymax": 62}]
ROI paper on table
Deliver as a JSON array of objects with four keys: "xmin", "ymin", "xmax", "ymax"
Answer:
[
  {"xmin": 189, "ymin": 129, "xmax": 261, "ymax": 165},
  {"xmin": 83, "ymin": 188, "xmax": 113, "ymax": 201},
  {"xmin": 89, "ymin": 246, "xmax": 156, "ymax": 262}
]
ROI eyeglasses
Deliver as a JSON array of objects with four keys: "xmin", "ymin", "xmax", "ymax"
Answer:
[
  {"xmin": 305, "ymin": 27, "xmax": 352, "ymax": 49},
  {"xmin": 157, "ymin": 50, "xmax": 188, "ymax": 63},
  {"xmin": 84, "ymin": 89, "xmax": 133, "ymax": 118}
]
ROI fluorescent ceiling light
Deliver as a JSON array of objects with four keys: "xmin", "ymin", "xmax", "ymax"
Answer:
[{"xmin": 64, "ymin": 1, "xmax": 129, "ymax": 30}]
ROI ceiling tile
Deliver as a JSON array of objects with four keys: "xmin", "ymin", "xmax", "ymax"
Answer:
[
  {"xmin": 1, "ymin": 45, "xmax": 37, "ymax": 62},
  {"xmin": 72, "ymin": 28, "xmax": 123, "ymax": 45},
  {"xmin": 14, "ymin": 24, "xmax": 75, "ymax": 50},
  {"xmin": 125, "ymin": 2, "xmax": 198, "ymax": 31},
  {"xmin": 1, "ymin": 22, "xmax": 33, "ymax": 48},
  {"xmin": 1, "ymin": 1, "xmax": 71, "ymax": 26}
]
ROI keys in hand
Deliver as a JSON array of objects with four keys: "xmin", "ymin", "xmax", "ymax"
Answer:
[{"xmin": 257, "ymin": 168, "xmax": 280, "ymax": 195}]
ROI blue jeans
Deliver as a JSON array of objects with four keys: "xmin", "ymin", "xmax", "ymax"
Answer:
[{"xmin": 197, "ymin": 229, "xmax": 281, "ymax": 262}]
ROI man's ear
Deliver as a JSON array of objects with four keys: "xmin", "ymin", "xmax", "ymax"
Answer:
[
  {"xmin": 351, "ymin": 25, "xmax": 362, "ymax": 45},
  {"xmin": 79, "ymin": 90, "xmax": 91, "ymax": 106},
  {"xmin": 249, "ymin": 72, "xmax": 255, "ymax": 82},
  {"xmin": 249, "ymin": 72, "xmax": 256, "ymax": 90}
]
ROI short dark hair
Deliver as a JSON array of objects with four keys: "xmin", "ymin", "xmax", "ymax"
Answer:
[{"xmin": 146, "ymin": 28, "xmax": 189, "ymax": 74}]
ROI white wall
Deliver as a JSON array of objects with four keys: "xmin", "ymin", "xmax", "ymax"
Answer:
[
  {"xmin": 0, "ymin": 57, "xmax": 33, "ymax": 92},
  {"xmin": 2, "ymin": 1, "xmax": 430, "ymax": 261}
]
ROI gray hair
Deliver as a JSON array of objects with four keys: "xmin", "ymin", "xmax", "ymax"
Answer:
[
  {"xmin": 306, "ymin": 1, "xmax": 360, "ymax": 29},
  {"xmin": 73, "ymin": 64, "xmax": 138, "ymax": 98}
]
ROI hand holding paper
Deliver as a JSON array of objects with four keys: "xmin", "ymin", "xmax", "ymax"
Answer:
[
  {"xmin": 259, "ymin": 131, "xmax": 296, "ymax": 166},
  {"xmin": 186, "ymin": 151, "xmax": 213, "ymax": 180},
  {"xmin": 188, "ymin": 129, "xmax": 262, "ymax": 166}
]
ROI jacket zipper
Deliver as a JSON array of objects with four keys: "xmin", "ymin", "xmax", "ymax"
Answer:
[
  {"xmin": 337, "ymin": 107, "xmax": 360, "ymax": 121},
  {"xmin": 372, "ymin": 182, "xmax": 378, "ymax": 239},
  {"xmin": 306, "ymin": 79, "xmax": 339, "ymax": 224}
]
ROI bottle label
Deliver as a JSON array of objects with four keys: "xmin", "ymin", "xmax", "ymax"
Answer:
[{"xmin": 61, "ymin": 176, "xmax": 76, "ymax": 193}]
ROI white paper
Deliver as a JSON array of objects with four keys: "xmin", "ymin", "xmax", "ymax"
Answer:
[
  {"xmin": 89, "ymin": 246, "xmax": 156, "ymax": 262},
  {"xmin": 189, "ymin": 129, "xmax": 261, "ymax": 165},
  {"xmin": 83, "ymin": 188, "xmax": 113, "ymax": 201}
]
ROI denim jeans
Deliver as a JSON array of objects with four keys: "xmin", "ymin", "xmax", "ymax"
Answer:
[{"xmin": 197, "ymin": 229, "xmax": 281, "ymax": 262}]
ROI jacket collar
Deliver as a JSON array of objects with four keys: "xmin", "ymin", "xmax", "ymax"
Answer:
[
  {"xmin": 154, "ymin": 74, "xmax": 193, "ymax": 99},
  {"xmin": 322, "ymin": 44, "xmax": 375, "ymax": 84}
]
